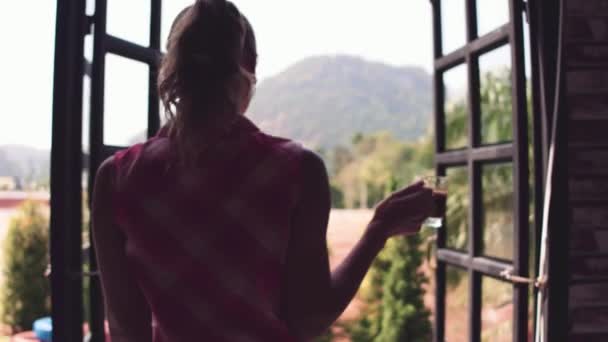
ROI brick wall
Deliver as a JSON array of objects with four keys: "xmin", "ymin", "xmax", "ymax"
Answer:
[{"xmin": 564, "ymin": 1, "xmax": 608, "ymax": 340}]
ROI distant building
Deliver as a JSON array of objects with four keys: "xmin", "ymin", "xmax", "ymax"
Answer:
[{"xmin": 0, "ymin": 176, "xmax": 21, "ymax": 191}]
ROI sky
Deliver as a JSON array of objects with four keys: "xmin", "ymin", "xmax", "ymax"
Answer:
[{"xmin": 0, "ymin": 1, "xmax": 513, "ymax": 150}]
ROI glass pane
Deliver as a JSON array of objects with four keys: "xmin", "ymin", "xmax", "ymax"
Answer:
[
  {"xmin": 481, "ymin": 163, "xmax": 514, "ymax": 260},
  {"xmin": 482, "ymin": 277, "xmax": 513, "ymax": 342},
  {"xmin": 86, "ymin": 0, "xmax": 95, "ymax": 16},
  {"xmin": 444, "ymin": 64, "xmax": 468, "ymax": 150},
  {"xmin": 522, "ymin": 12, "xmax": 532, "ymax": 83},
  {"xmin": 161, "ymin": 0, "xmax": 194, "ymax": 51},
  {"xmin": 104, "ymin": 55, "xmax": 149, "ymax": 146},
  {"xmin": 476, "ymin": 0, "xmax": 510, "ymax": 37},
  {"xmin": 446, "ymin": 167, "xmax": 469, "ymax": 250},
  {"xmin": 107, "ymin": 0, "xmax": 150, "ymax": 46},
  {"xmin": 479, "ymin": 44, "xmax": 513, "ymax": 145},
  {"xmin": 446, "ymin": 266, "xmax": 469, "ymax": 341},
  {"xmin": 441, "ymin": 0, "xmax": 467, "ymax": 54},
  {"xmin": 84, "ymin": 34, "xmax": 94, "ymax": 62},
  {"xmin": 83, "ymin": 76, "xmax": 91, "ymax": 153}
]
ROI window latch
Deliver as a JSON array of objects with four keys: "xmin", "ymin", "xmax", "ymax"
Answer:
[{"xmin": 500, "ymin": 269, "xmax": 547, "ymax": 290}]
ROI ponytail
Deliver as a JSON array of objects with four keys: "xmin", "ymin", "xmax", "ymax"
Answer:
[{"xmin": 157, "ymin": 0, "xmax": 257, "ymax": 163}]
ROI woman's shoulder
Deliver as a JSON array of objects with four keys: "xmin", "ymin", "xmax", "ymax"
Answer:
[
  {"xmin": 113, "ymin": 135, "xmax": 170, "ymax": 165},
  {"xmin": 248, "ymin": 128, "xmax": 327, "ymax": 176},
  {"xmin": 252, "ymin": 130, "xmax": 303, "ymax": 154}
]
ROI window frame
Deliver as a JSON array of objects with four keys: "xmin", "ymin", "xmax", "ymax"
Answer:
[
  {"xmin": 431, "ymin": 1, "xmax": 531, "ymax": 341},
  {"xmin": 54, "ymin": 0, "xmax": 538, "ymax": 340},
  {"xmin": 87, "ymin": 1, "xmax": 162, "ymax": 340}
]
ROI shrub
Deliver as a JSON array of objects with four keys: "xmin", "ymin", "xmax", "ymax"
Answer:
[
  {"xmin": 375, "ymin": 235, "xmax": 432, "ymax": 341},
  {"xmin": 349, "ymin": 237, "xmax": 432, "ymax": 342},
  {"xmin": 330, "ymin": 182, "xmax": 345, "ymax": 208},
  {"xmin": 1, "ymin": 201, "xmax": 50, "ymax": 331},
  {"xmin": 348, "ymin": 178, "xmax": 432, "ymax": 341}
]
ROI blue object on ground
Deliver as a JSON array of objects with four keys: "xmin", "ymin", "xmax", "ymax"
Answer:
[{"xmin": 33, "ymin": 316, "xmax": 52, "ymax": 342}]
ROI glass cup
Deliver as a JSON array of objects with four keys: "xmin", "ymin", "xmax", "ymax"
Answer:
[{"xmin": 422, "ymin": 176, "xmax": 448, "ymax": 229}]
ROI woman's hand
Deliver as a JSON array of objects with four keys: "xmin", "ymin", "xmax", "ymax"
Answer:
[{"xmin": 367, "ymin": 180, "xmax": 434, "ymax": 242}]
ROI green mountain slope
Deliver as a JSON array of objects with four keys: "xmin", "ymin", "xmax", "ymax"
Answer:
[
  {"xmin": 0, "ymin": 55, "xmax": 433, "ymax": 184},
  {"xmin": 247, "ymin": 55, "xmax": 432, "ymax": 148}
]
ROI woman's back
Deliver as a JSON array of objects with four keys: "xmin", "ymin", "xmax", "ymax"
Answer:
[
  {"xmin": 113, "ymin": 116, "xmax": 301, "ymax": 341},
  {"xmin": 92, "ymin": 2, "xmax": 435, "ymax": 340}
]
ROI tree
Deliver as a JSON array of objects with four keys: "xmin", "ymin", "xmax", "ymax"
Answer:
[
  {"xmin": 333, "ymin": 132, "xmax": 431, "ymax": 209},
  {"xmin": 330, "ymin": 145, "xmax": 354, "ymax": 177},
  {"xmin": 375, "ymin": 235, "xmax": 432, "ymax": 342},
  {"xmin": 330, "ymin": 182, "xmax": 345, "ymax": 208},
  {"xmin": 1, "ymin": 201, "xmax": 50, "ymax": 331},
  {"xmin": 445, "ymin": 100, "xmax": 467, "ymax": 149},
  {"xmin": 348, "ymin": 236, "xmax": 432, "ymax": 342},
  {"xmin": 348, "ymin": 178, "xmax": 432, "ymax": 342},
  {"xmin": 480, "ymin": 68, "xmax": 513, "ymax": 144}
]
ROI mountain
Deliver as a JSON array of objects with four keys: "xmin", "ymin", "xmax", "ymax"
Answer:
[
  {"xmin": 0, "ymin": 145, "xmax": 50, "ymax": 185},
  {"xmin": 0, "ymin": 55, "xmax": 433, "ymax": 183},
  {"xmin": 247, "ymin": 55, "xmax": 433, "ymax": 149}
]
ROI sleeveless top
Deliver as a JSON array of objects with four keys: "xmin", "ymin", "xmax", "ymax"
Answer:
[{"xmin": 113, "ymin": 116, "xmax": 302, "ymax": 341}]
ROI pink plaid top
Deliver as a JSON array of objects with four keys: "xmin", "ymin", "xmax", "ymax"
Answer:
[{"xmin": 113, "ymin": 116, "xmax": 302, "ymax": 341}]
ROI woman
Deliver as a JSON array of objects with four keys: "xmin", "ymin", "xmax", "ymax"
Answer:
[{"xmin": 92, "ymin": 1, "xmax": 434, "ymax": 341}]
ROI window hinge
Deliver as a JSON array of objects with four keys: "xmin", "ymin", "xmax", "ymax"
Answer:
[{"xmin": 500, "ymin": 269, "xmax": 547, "ymax": 290}]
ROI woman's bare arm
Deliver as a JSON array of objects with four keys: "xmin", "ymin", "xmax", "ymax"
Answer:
[
  {"xmin": 282, "ymin": 150, "xmax": 432, "ymax": 340},
  {"xmin": 91, "ymin": 157, "xmax": 152, "ymax": 342}
]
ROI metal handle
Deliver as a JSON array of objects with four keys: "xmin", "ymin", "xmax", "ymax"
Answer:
[{"xmin": 500, "ymin": 269, "xmax": 547, "ymax": 290}]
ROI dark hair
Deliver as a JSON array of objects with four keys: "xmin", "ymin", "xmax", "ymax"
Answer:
[{"xmin": 158, "ymin": 0, "xmax": 257, "ymax": 161}]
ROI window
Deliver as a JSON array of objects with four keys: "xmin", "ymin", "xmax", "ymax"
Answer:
[
  {"xmin": 85, "ymin": 1, "xmax": 162, "ymax": 340},
  {"xmin": 444, "ymin": 64, "xmax": 469, "ymax": 150},
  {"xmin": 440, "ymin": 0, "xmax": 467, "ymax": 54},
  {"xmin": 103, "ymin": 55, "xmax": 149, "ymax": 146},
  {"xmin": 479, "ymin": 45, "xmax": 513, "ymax": 145},
  {"xmin": 446, "ymin": 166, "xmax": 469, "ymax": 250},
  {"xmin": 432, "ymin": 0, "xmax": 532, "ymax": 340},
  {"xmin": 476, "ymin": 0, "xmax": 510, "ymax": 37}
]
